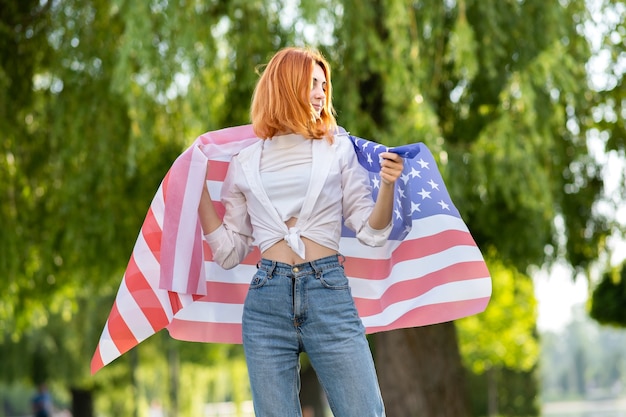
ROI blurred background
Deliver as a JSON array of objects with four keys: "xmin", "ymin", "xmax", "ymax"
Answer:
[{"xmin": 1, "ymin": 0, "xmax": 626, "ymax": 416}]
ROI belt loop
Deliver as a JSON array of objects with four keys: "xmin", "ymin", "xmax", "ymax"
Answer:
[
  {"xmin": 338, "ymin": 253, "xmax": 346, "ymax": 266},
  {"xmin": 257, "ymin": 259, "xmax": 276, "ymax": 279},
  {"xmin": 310, "ymin": 260, "xmax": 322, "ymax": 279},
  {"xmin": 310, "ymin": 260, "xmax": 319, "ymax": 275},
  {"xmin": 267, "ymin": 260, "xmax": 277, "ymax": 279}
]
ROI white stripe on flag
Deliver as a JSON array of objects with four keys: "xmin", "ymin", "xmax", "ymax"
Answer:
[
  {"xmin": 115, "ymin": 271, "xmax": 166, "ymax": 341},
  {"xmin": 339, "ymin": 215, "xmax": 470, "ymax": 259},
  {"xmin": 96, "ymin": 324, "xmax": 121, "ymax": 366},
  {"xmin": 204, "ymin": 263, "xmax": 257, "ymax": 284},
  {"xmin": 171, "ymin": 147, "xmax": 207, "ymax": 292},
  {"xmin": 133, "ymin": 233, "xmax": 177, "ymax": 319},
  {"xmin": 206, "ymin": 179, "xmax": 224, "ymax": 201},
  {"xmin": 173, "ymin": 301, "xmax": 245, "ymax": 323},
  {"xmin": 348, "ymin": 245, "xmax": 487, "ymax": 298},
  {"xmin": 359, "ymin": 277, "xmax": 492, "ymax": 326},
  {"xmin": 151, "ymin": 186, "xmax": 165, "ymax": 230},
  {"xmin": 199, "ymin": 136, "xmax": 259, "ymax": 159}
]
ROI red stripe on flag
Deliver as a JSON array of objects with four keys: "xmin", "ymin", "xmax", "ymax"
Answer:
[
  {"xmin": 165, "ymin": 297, "xmax": 491, "ymax": 344},
  {"xmin": 168, "ymin": 291, "xmax": 184, "ymax": 315},
  {"xmin": 161, "ymin": 170, "xmax": 171, "ymax": 199},
  {"xmin": 186, "ymin": 225, "xmax": 205, "ymax": 294},
  {"xmin": 90, "ymin": 346, "xmax": 104, "ymax": 375},
  {"xmin": 353, "ymin": 261, "xmax": 490, "ymax": 316},
  {"xmin": 206, "ymin": 160, "xmax": 229, "ymax": 181},
  {"xmin": 142, "ymin": 208, "xmax": 162, "ymax": 262},
  {"xmin": 364, "ymin": 297, "xmax": 491, "ymax": 333},
  {"xmin": 201, "ymin": 124, "xmax": 256, "ymax": 146},
  {"xmin": 187, "ymin": 259, "xmax": 488, "ymax": 308},
  {"xmin": 106, "ymin": 301, "xmax": 138, "ymax": 355},
  {"xmin": 181, "ymin": 261, "xmax": 488, "ymax": 314},
  {"xmin": 344, "ymin": 229, "xmax": 478, "ymax": 280},
  {"xmin": 197, "ymin": 282, "xmax": 250, "ymax": 303},
  {"xmin": 167, "ymin": 319, "xmax": 244, "ymax": 344},
  {"xmin": 396, "ymin": 230, "xmax": 479, "ymax": 261},
  {"xmin": 125, "ymin": 255, "xmax": 169, "ymax": 331}
]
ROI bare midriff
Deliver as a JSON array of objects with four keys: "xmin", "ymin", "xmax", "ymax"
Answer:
[{"xmin": 260, "ymin": 217, "xmax": 337, "ymax": 265}]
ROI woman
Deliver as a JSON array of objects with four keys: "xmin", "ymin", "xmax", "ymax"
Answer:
[{"xmin": 198, "ymin": 47, "xmax": 403, "ymax": 417}]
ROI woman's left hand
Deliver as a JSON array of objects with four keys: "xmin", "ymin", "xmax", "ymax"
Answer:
[{"xmin": 379, "ymin": 152, "xmax": 404, "ymax": 185}]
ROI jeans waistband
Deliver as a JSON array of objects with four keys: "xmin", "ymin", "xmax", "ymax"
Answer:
[{"xmin": 257, "ymin": 254, "xmax": 344, "ymax": 277}]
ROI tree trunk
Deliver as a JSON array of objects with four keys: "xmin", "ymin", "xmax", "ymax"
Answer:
[
  {"xmin": 486, "ymin": 367, "xmax": 498, "ymax": 417},
  {"xmin": 375, "ymin": 323, "xmax": 469, "ymax": 417},
  {"xmin": 71, "ymin": 388, "xmax": 94, "ymax": 417},
  {"xmin": 168, "ymin": 339, "xmax": 179, "ymax": 417},
  {"xmin": 129, "ymin": 348, "xmax": 140, "ymax": 417}
]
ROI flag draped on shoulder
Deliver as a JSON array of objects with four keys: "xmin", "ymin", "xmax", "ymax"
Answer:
[{"xmin": 91, "ymin": 125, "xmax": 492, "ymax": 374}]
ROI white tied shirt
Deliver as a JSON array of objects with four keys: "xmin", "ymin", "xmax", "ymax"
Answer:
[
  {"xmin": 259, "ymin": 134, "xmax": 312, "ymax": 257},
  {"xmin": 204, "ymin": 133, "xmax": 392, "ymax": 269}
]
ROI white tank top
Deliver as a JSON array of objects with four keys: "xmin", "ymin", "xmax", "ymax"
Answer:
[{"xmin": 259, "ymin": 134, "xmax": 312, "ymax": 222}]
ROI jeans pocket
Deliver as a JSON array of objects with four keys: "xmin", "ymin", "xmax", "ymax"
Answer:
[
  {"xmin": 249, "ymin": 269, "xmax": 270, "ymax": 289},
  {"xmin": 318, "ymin": 266, "xmax": 350, "ymax": 290}
]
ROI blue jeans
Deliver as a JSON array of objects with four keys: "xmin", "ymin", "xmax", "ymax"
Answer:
[{"xmin": 242, "ymin": 255, "xmax": 386, "ymax": 417}]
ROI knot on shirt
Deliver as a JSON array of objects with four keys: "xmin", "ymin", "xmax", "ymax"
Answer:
[{"xmin": 284, "ymin": 227, "xmax": 306, "ymax": 259}]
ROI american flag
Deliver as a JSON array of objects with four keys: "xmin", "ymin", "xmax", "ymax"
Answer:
[{"xmin": 90, "ymin": 125, "xmax": 491, "ymax": 374}]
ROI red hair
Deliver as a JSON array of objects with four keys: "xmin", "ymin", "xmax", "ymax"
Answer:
[{"xmin": 251, "ymin": 47, "xmax": 337, "ymax": 141}]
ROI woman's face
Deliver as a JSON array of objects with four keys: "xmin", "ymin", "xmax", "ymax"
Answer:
[{"xmin": 310, "ymin": 64, "xmax": 327, "ymax": 117}]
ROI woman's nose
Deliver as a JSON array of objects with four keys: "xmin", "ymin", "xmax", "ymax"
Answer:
[{"xmin": 313, "ymin": 86, "xmax": 325, "ymax": 98}]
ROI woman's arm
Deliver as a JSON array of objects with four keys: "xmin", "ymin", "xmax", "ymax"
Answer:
[
  {"xmin": 199, "ymin": 185, "xmax": 223, "ymax": 234},
  {"xmin": 367, "ymin": 151, "xmax": 404, "ymax": 229},
  {"xmin": 198, "ymin": 160, "xmax": 254, "ymax": 269}
]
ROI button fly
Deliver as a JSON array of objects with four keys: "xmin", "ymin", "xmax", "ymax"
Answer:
[{"xmin": 292, "ymin": 266, "xmax": 300, "ymax": 273}]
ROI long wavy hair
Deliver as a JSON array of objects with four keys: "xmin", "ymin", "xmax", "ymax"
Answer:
[{"xmin": 251, "ymin": 47, "xmax": 337, "ymax": 141}]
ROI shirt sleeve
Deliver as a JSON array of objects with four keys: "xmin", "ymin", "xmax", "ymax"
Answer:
[
  {"xmin": 338, "ymin": 137, "xmax": 393, "ymax": 247},
  {"xmin": 203, "ymin": 157, "xmax": 254, "ymax": 269}
]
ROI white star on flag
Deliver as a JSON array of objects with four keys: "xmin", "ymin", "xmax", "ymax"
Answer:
[{"xmin": 418, "ymin": 188, "xmax": 432, "ymax": 199}]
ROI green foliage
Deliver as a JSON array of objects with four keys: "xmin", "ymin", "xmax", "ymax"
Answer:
[
  {"xmin": 450, "ymin": 0, "xmax": 609, "ymax": 271},
  {"xmin": 465, "ymin": 367, "xmax": 540, "ymax": 417},
  {"xmin": 590, "ymin": 262, "xmax": 626, "ymax": 326},
  {"xmin": 331, "ymin": 0, "xmax": 612, "ymax": 272},
  {"xmin": 1, "ymin": 0, "xmax": 283, "ymax": 373},
  {"xmin": 90, "ymin": 336, "xmax": 249, "ymax": 417},
  {"xmin": 458, "ymin": 254, "xmax": 539, "ymax": 374}
]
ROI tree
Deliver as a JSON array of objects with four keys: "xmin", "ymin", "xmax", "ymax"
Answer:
[
  {"xmin": 458, "ymin": 257, "xmax": 539, "ymax": 416},
  {"xmin": 1, "ymin": 1, "xmax": 177, "ymax": 414},
  {"xmin": 586, "ymin": 0, "xmax": 626, "ymax": 331},
  {"xmin": 1, "ymin": 0, "xmax": 307, "ymax": 415},
  {"xmin": 590, "ymin": 262, "xmax": 626, "ymax": 326},
  {"xmin": 329, "ymin": 0, "xmax": 611, "ymax": 415}
]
